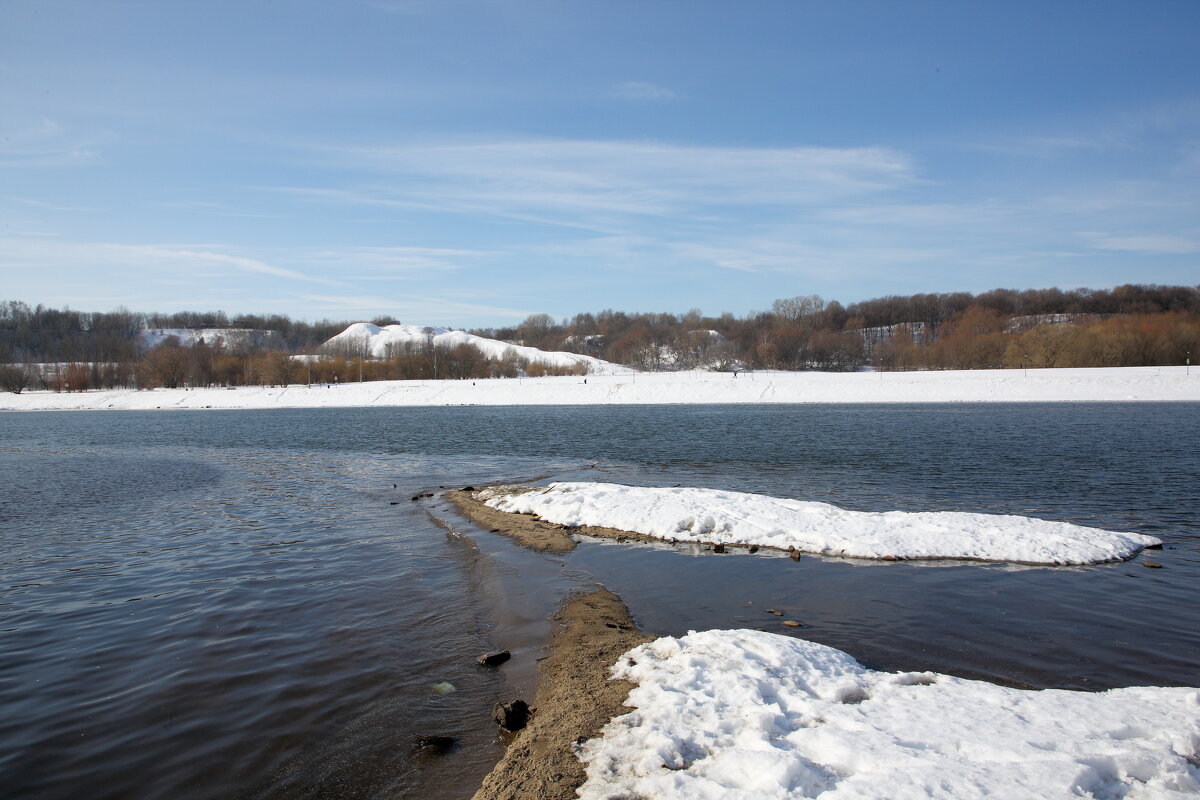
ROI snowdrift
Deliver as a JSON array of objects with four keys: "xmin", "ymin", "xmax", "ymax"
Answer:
[
  {"xmin": 482, "ymin": 482, "xmax": 1162, "ymax": 565},
  {"xmin": 578, "ymin": 630, "xmax": 1200, "ymax": 799}
]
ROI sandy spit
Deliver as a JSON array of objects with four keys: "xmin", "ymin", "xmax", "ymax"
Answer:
[
  {"xmin": 447, "ymin": 488, "xmax": 665, "ymax": 555},
  {"xmin": 471, "ymin": 588, "xmax": 652, "ymax": 800}
]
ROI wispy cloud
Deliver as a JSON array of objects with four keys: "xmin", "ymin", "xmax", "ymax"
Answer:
[
  {"xmin": 297, "ymin": 138, "xmax": 915, "ymax": 234},
  {"xmin": 293, "ymin": 245, "xmax": 487, "ymax": 275},
  {"xmin": 296, "ymin": 292, "xmax": 531, "ymax": 321},
  {"xmin": 0, "ymin": 239, "xmax": 331, "ymax": 284},
  {"xmin": 10, "ymin": 196, "xmax": 100, "ymax": 213},
  {"xmin": 0, "ymin": 118, "xmax": 107, "ymax": 167},
  {"xmin": 610, "ymin": 81, "xmax": 678, "ymax": 101},
  {"xmin": 151, "ymin": 200, "xmax": 281, "ymax": 219},
  {"xmin": 1085, "ymin": 233, "xmax": 1198, "ymax": 255}
]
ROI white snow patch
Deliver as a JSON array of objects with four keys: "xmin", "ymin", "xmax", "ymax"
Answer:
[
  {"xmin": 483, "ymin": 483, "xmax": 1161, "ymax": 564},
  {"xmin": 578, "ymin": 629, "xmax": 1200, "ymax": 800},
  {"xmin": 321, "ymin": 323, "xmax": 634, "ymax": 375},
  {"xmin": 136, "ymin": 328, "xmax": 284, "ymax": 351},
  {"xmin": 2, "ymin": 367, "xmax": 1197, "ymax": 412}
]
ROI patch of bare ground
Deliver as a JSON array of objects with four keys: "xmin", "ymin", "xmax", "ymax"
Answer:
[
  {"xmin": 471, "ymin": 588, "xmax": 653, "ymax": 800},
  {"xmin": 446, "ymin": 487, "xmax": 665, "ymax": 555}
]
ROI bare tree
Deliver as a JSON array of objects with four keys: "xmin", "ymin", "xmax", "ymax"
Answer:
[{"xmin": 0, "ymin": 364, "xmax": 32, "ymax": 393}]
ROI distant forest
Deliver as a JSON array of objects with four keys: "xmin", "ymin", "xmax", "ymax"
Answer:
[{"xmin": 1, "ymin": 284, "xmax": 1198, "ymax": 392}]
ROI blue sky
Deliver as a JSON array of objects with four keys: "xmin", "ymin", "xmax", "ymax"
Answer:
[{"xmin": 2, "ymin": 0, "xmax": 1198, "ymax": 327}]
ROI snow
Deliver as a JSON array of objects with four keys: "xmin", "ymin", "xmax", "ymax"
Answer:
[
  {"xmin": 577, "ymin": 630, "xmax": 1200, "ymax": 800},
  {"xmin": 1, "ymin": 366, "xmax": 1197, "ymax": 412},
  {"xmin": 136, "ymin": 328, "xmax": 284, "ymax": 351},
  {"xmin": 482, "ymin": 483, "xmax": 1161, "ymax": 564},
  {"xmin": 321, "ymin": 322, "xmax": 634, "ymax": 375}
]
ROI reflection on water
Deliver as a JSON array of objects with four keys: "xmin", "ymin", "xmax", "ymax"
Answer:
[{"xmin": 0, "ymin": 403, "xmax": 1197, "ymax": 798}]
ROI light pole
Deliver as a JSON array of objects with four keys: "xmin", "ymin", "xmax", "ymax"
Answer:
[{"xmin": 1023, "ymin": 353, "xmax": 1029, "ymax": 378}]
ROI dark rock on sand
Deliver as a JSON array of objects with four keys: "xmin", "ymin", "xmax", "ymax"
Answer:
[
  {"xmin": 748, "ymin": 545, "xmax": 759, "ymax": 554},
  {"xmin": 713, "ymin": 543, "xmax": 726, "ymax": 553},
  {"xmin": 478, "ymin": 650, "xmax": 512, "ymax": 667},
  {"xmin": 493, "ymin": 699, "xmax": 531, "ymax": 732},
  {"xmin": 472, "ymin": 589, "xmax": 653, "ymax": 800}
]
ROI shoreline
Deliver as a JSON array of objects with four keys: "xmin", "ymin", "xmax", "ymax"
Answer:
[
  {"xmin": 446, "ymin": 488, "xmax": 665, "ymax": 555},
  {"xmin": 2, "ymin": 366, "xmax": 1198, "ymax": 411},
  {"xmin": 447, "ymin": 486, "xmax": 1162, "ymax": 566},
  {"xmin": 471, "ymin": 588, "xmax": 652, "ymax": 800},
  {"xmin": 445, "ymin": 489, "xmax": 655, "ymax": 799}
]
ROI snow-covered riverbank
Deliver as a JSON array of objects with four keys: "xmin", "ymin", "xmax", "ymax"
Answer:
[{"xmin": 2, "ymin": 366, "xmax": 1197, "ymax": 412}]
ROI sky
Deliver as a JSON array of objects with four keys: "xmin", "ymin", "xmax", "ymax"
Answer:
[{"xmin": 2, "ymin": 0, "xmax": 1198, "ymax": 328}]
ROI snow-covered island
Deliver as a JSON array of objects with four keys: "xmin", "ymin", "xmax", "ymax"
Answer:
[
  {"xmin": 481, "ymin": 483, "xmax": 1162, "ymax": 565},
  {"xmin": 1, "ymin": 366, "xmax": 1197, "ymax": 411},
  {"xmin": 577, "ymin": 630, "xmax": 1200, "ymax": 799}
]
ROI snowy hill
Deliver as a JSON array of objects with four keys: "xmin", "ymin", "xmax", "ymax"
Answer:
[
  {"xmin": 137, "ymin": 328, "xmax": 287, "ymax": 352},
  {"xmin": 320, "ymin": 323, "xmax": 635, "ymax": 375}
]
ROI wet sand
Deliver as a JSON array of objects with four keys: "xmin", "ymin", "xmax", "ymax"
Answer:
[
  {"xmin": 447, "ymin": 487, "xmax": 675, "ymax": 554},
  {"xmin": 448, "ymin": 488, "xmax": 657, "ymax": 798},
  {"xmin": 471, "ymin": 588, "xmax": 652, "ymax": 800}
]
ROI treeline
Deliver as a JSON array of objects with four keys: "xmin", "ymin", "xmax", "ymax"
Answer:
[
  {"xmin": 0, "ymin": 301, "xmax": 379, "ymax": 362},
  {"xmin": 877, "ymin": 309, "xmax": 1199, "ymax": 370},
  {"xmin": 2, "ymin": 284, "xmax": 1198, "ymax": 394},
  {"xmin": 474, "ymin": 284, "xmax": 1200, "ymax": 371},
  {"xmin": 0, "ymin": 337, "xmax": 588, "ymax": 394}
]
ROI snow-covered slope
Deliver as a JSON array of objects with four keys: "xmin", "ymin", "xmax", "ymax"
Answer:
[
  {"xmin": 578, "ymin": 630, "xmax": 1200, "ymax": 800},
  {"xmin": 482, "ymin": 482, "xmax": 1161, "ymax": 564},
  {"xmin": 137, "ymin": 328, "xmax": 286, "ymax": 351},
  {"xmin": 321, "ymin": 323, "xmax": 634, "ymax": 375}
]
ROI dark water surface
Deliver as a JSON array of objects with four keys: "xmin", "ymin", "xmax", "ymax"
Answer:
[{"xmin": 1, "ymin": 404, "xmax": 1197, "ymax": 798}]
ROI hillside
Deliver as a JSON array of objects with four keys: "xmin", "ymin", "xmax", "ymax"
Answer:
[{"xmin": 320, "ymin": 323, "xmax": 635, "ymax": 376}]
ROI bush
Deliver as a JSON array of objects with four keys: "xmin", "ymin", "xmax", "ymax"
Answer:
[{"xmin": 0, "ymin": 364, "xmax": 32, "ymax": 393}]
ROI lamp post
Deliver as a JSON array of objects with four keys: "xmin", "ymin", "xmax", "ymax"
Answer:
[{"xmin": 1023, "ymin": 353, "xmax": 1029, "ymax": 378}]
